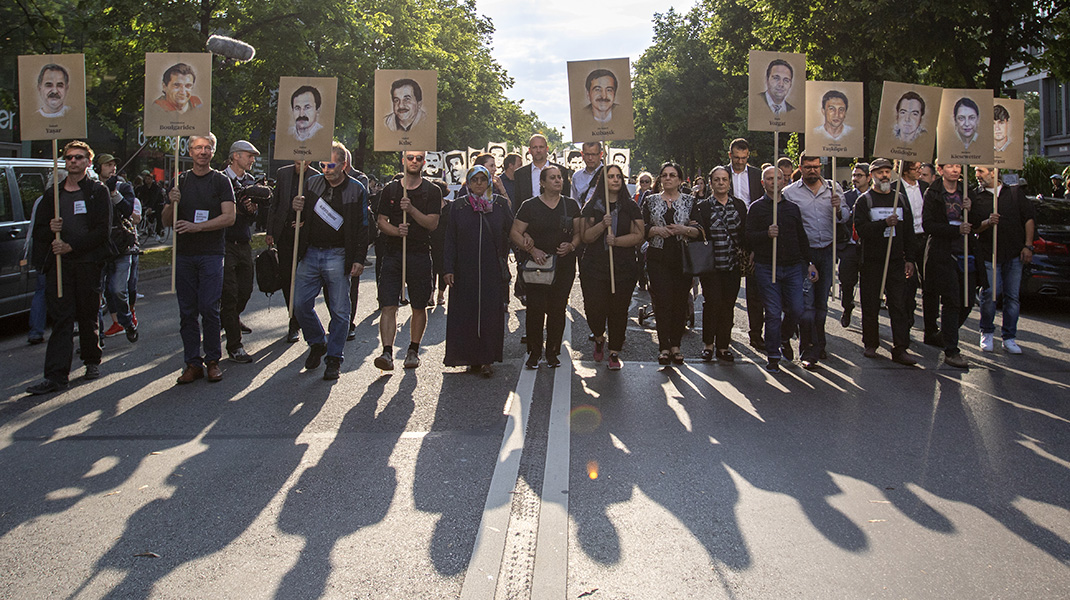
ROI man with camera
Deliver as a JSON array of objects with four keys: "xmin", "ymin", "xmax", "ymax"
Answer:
[{"xmin": 221, "ymin": 140, "xmax": 261, "ymax": 363}]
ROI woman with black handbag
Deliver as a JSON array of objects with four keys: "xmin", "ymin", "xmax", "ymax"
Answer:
[
  {"xmin": 510, "ymin": 166, "xmax": 582, "ymax": 369},
  {"xmin": 695, "ymin": 166, "xmax": 748, "ymax": 362},
  {"xmin": 643, "ymin": 161, "xmax": 702, "ymax": 365},
  {"xmin": 579, "ymin": 164, "xmax": 645, "ymax": 370}
]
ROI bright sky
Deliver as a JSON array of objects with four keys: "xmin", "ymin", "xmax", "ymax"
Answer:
[{"xmin": 476, "ymin": 0, "xmax": 686, "ymax": 143}]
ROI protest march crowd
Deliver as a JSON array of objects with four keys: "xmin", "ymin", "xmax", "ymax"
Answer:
[{"xmin": 23, "ymin": 125, "xmax": 1039, "ymax": 395}]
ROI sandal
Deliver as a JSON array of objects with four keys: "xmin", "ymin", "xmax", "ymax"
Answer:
[
  {"xmin": 700, "ymin": 348, "xmax": 714, "ymax": 362},
  {"xmin": 672, "ymin": 351, "xmax": 685, "ymax": 365},
  {"xmin": 658, "ymin": 351, "xmax": 671, "ymax": 365}
]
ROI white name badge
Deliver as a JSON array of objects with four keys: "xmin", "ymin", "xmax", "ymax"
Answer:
[
  {"xmin": 194, "ymin": 210, "xmax": 210, "ymax": 224},
  {"xmin": 949, "ymin": 219, "xmax": 963, "ymax": 226},
  {"xmin": 870, "ymin": 207, "xmax": 903, "ymax": 237},
  {"xmin": 73, "ymin": 200, "xmax": 87, "ymax": 215},
  {"xmin": 313, "ymin": 198, "xmax": 344, "ymax": 231}
]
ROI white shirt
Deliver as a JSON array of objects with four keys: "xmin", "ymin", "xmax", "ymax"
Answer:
[
  {"xmin": 902, "ymin": 179, "xmax": 925, "ymax": 233},
  {"xmin": 530, "ymin": 161, "xmax": 547, "ymax": 196},
  {"xmin": 731, "ymin": 168, "xmax": 750, "ymax": 204},
  {"xmin": 764, "ymin": 92, "xmax": 786, "ymax": 115}
]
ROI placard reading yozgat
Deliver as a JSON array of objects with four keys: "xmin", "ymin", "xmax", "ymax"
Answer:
[
  {"xmin": 804, "ymin": 81, "xmax": 864, "ymax": 157},
  {"xmin": 937, "ymin": 88, "xmax": 994, "ymax": 166},
  {"xmin": 373, "ymin": 70, "xmax": 437, "ymax": 152},
  {"xmin": 18, "ymin": 54, "xmax": 87, "ymax": 140},
  {"xmin": 144, "ymin": 53, "xmax": 212, "ymax": 137},
  {"xmin": 275, "ymin": 76, "xmax": 337, "ymax": 162},
  {"xmin": 872, "ymin": 81, "xmax": 943, "ymax": 161},
  {"xmin": 567, "ymin": 58, "xmax": 635, "ymax": 141},
  {"xmin": 993, "ymin": 98, "xmax": 1025, "ymax": 170},
  {"xmin": 748, "ymin": 50, "xmax": 806, "ymax": 132}
]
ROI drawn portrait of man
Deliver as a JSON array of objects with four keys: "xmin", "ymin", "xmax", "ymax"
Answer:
[
  {"xmin": 993, "ymin": 103, "xmax": 1011, "ymax": 152},
  {"xmin": 423, "ymin": 151, "xmax": 444, "ymax": 178},
  {"xmin": 584, "ymin": 69, "xmax": 618, "ymax": 124},
  {"xmin": 36, "ymin": 63, "xmax": 70, "ymax": 118},
  {"xmin": 812, "ymin": 90, "xmax": 852, "ymax": 142},
  {"xmin": 445, "ymin": 151, "xmax": 466, "ymax": 185},
  {"xmin": 953, "ymin": 97, "xmax": 980, "ymax": 150},
  {"xmin": 747, "ymin": 50, "xmax": 806, "ymax": 132},
  {"xmin": 154, "ymin": 63, "xmax": 202, "ymax": 113},
  {"xmin": 383, "ymin": 78, "xmax": 427, "ymax": 132},
  {"xmin": 567, "ymin": 150, "xmax": 584, "ymax": 172},
  {"xmin": 759, "ymin": 59, "xmax": 796, "ymax": 115},
  {"xmin": 893, "ymin": 92, "xmax": 927, "ymax": 144},
  {"xmin": 611, "ymin": 150, "xmax": 630, "ymax": 176},
  {"xmin": 488, "ymin": 143, "xmax": 507, "ymax": 173},
  {"xmin": 567, "ymin": 58, "xmax": 635, "ymax": 141},
  {"xmin": 289, "ymin": 85, "xmax": 324, "ymax": 142}
]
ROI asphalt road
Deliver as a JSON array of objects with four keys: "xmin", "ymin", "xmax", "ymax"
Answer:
[{"xmin": 0, "ymin": 262, "xmax": 1067, "ymax": 599}]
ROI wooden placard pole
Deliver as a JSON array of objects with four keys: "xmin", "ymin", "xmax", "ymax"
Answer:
[
  {"xmin": 604, "ymin": 147, "xmax": 616, "ymax": 295},
  {"xmin": 992, "ymin": 168, "xmax": 999, "ymax": 303},
  {"xmin": 52, "ymin": 139, "xmax": 63, "ymax": 298},
  {"xmin": 831, "ymin": 156, "xmax": 837, "ymax": 299},
  {"xmin": 170, "ymin": 137, "xmax": 180, "ymax": 293},
  {"xmin": 288, "ymin": 160, "xmax": 306, "ymax": 319},
  {"xmin": 878, "ymin": 161, "xmax": 906, "ymax": 302},
  {"xmin": 402, "ymin": 184, "xmax": 409, "ymax": 304},
  {"xmin": 772, "ymin": 130, "xmax": 779, "ymax": 283},
  {"xmin": 963, "ymin": 164, "xmax": 970, "ymax": 308}
]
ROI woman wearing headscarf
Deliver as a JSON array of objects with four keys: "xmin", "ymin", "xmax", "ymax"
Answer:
[
  {"xmin": 695, "ymin": 166, "xmax": 748, "ymax": 362},
  {"xmin": 443, "ymin": 166, "xmax": 513, "ymax": 376},
  {"xmin": 643, "ymin": 161, "xmax": 702, "ymax": 365},
  {"xmin": 510, "ymin": 165, "xmax": 582, "ymax": 369},
  {"xmin": 579, "ymin": 164, "xmax": 645, "ymax": 370}
]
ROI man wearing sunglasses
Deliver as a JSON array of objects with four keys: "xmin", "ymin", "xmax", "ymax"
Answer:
[{"xmin": 27, "ymin": 141, "xmax": 114, "ymax": 395}]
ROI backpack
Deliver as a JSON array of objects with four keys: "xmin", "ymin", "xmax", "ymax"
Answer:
[{"xmin": 255, "ymin": 247, "xmax": 283, "ymax": 295}]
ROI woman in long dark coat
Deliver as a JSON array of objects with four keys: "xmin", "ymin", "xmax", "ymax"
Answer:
[{"xmin": 443, "ymin": 165, "xmax": 513, "ymax": 376}]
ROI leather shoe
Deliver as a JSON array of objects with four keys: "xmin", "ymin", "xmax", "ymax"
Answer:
[
  {"xmin": 228, "ymin": 347, "xmax": 253, "ymax": 363},
  {"xmin": 891, "ymin": 351, "xmax": 918, "ymax": 366},
  {"xmin": 323, "ymin": 356, "xmax": 341, "ymax": 380},
  {"xmin": 923, "ymin": 332, "xmax": 943, "ymax": 347},
  {"xmin": 347, "ymin": 323, "xmax": 357, "ymax": 341},
  {"xmin": 177, "ymin": 364, "xmax": 204, "ymax": 384},
  {"xmin": 840, "ymin": 307, "xmax": 853, "ymax": 327},
  {"xmin": 286, "ymin": 327, "xmax": 300, "ymax": 344},
  {"xmin": 862, "ymin": 347, "xmax": 879, "ymax": 358},
  {"xmin": 26, "ymin": 379, "xmax": 67, "ymax": 395},
  {"xmin": 240, "ymin": 321, "xmax": 252, "ymax": 334},
  {"xmin": 305, "ymin": 343, "xmax": 328, "ymax": 370},
  {"xmin": 206, "ymin": 361, "xmax": 223, "ymax": 382}
]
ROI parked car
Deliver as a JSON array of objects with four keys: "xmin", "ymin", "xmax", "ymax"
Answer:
[
  {"xmin": 0, "ymin": 158, "xmax": 56, "ymax": 318},
  {"xmin": 1024, "ymin": 195, "xmax": 1070, "ymax": 298}
]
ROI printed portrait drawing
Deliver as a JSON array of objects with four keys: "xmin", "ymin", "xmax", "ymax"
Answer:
[
  {"xmin": 952, "ymin": 97, "xmax": 980, "ymax": 151},
  {"xmin": 994, "ymin": 103, "xmax": 1011, "ymax": 152},
  {"xmin": 445, "ymin": 151, "xmax": 466, "ymax": 185},
  {"xmin": 812, "ymin": 90, "xmax": 852, "ymax": 142},
  {"xmin": 423, "ymin": 151, "xmax": 444, "ymax": 178},
  {"xmin": 36, "ymin": 63, "xmax": 71, "ymax": 118},
  {"xmin": 383, "ymin": 78, "xmax": 427, "ymax": 133},
  {"xmin": 154, "ymin": 63, "xmax": 202, "ymax": 113},
  {"xmin": 584, "ymin": 69, "xmax": 618, "ymax": 124},
  {"xmin": 893, "ymin": 91, "xmax": 927, "ymax": 143},
  {"xmin": 289, "ymin": 85, "xmax": 324, "ymax": 142},
  {"xmin": 759, "ymin": 59, "xmax": 796, "ymax": 115}
]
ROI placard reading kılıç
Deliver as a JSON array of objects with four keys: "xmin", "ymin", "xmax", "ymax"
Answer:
[
  {"xmin": 567, "ymin": 58, "xmax": 635, "ymax": 141},
  {"xmin": 993, "ymin": 98, "xmax": 1025, "ymax": 170},
  {"xmin": 748, "ymin": 50, "xmax": 806, "ymax": 133},
  {"xmin": 937, "ymin": 88, "xmax": 994, "ymax": 166},
  {"xmin": 275, "ymin": 77, "xmax": 338, "ymax": 162},
  {"xmin": 804, "ymin": 81, "xmax": 864, "ymax": 157},
  {"xmin": 373, "ymin": 70, "xmax": 437, "ymax": 152},
  {"xmin": 18, "ymin": 54, "xmax": 87, "ymax": 140},
  {"xmin": 144, "ymin": 53, "xmax": 212, "ymax": 136},
  {"xmin": 872, "ymin": 81, "xmax": 943, "ymax": 162}
]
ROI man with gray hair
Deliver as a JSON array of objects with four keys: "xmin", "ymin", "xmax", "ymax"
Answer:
[
  {"xmin": 220, "ymin": 140, "xmax": 261, "ymax": 363},
  {"xmin": 571, "ymin": 141, "xmax": 604, "ymax": 205}
]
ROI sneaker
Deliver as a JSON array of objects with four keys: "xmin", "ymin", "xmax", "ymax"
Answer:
[
  {"xmin": 130, "ymin": 309, "xmax": 138, "ymax": 328},
  {"xmin": 84, "ymin": 364, "xmax": 101, "ymax": 380},
  {"xmin": 801, "ymin": 359, "xmax": 819, "ymax": 371},
  {"xmin": 765, "ymin": 358, "xmax": 781, "ymax": 373},
  {"xmin": 323, "ymin": 356, "xmax": 341, "ymax": 380},
  {"xmin": 26, "ymin": 379, "xmax": 67, "ymax": 395},
  {"xmin": 980, "ymin": 332, "xmax": 994, "ymax": 352},
  {"xmin": 404, "ymin": 349, "xmax": 420, "ymax": 369},
  {"xmin": 125, "ymin": 326, "xmax": 139, "ymax": 343},
  {"xmin": 228, "ymin": 347, "xmax": 253, "ymax": 363},
  {"xmin": 525, "ymin": 352, "xmax": 541, "ymax": 369},
  {"xmin": 593, "ymin": 339, "xmax": 605, "ymax": 362},
  {"xmin": 546, "ymin": 354, "xmax": 561, "ymax": 368},
  {"xmin": 944, "ymin": 352, "xmax": 969, "ymax": 369},
  {"xmin": 607, "ymin": 354, "xmax": 623, "ymax": 370},
  {"xmin": 103, "ymin": 322, "xmax": 124, "ymax": 337},
  {"xmin": 1003, "ymin": 339, "xmax": 1023, "ymax": 354},
  {"xmin": 305, "ymin": 343, "xmax": 328, "ymax": 370},
  {"xmin": 374, "ymin": 350, "xmax": 394, "ymax": 371},
  {"xmin": 840, "ymin": 307, "xmax": 853, "ymax": 327}
]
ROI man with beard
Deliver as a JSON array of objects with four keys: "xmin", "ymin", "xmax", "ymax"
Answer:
[
  {"xmin": 153, "ymin": 63, "xmax": 201, "ymax": 113},
  {"xmin": 852, "ymin": 158, "xmax": 918, "ymax": 365},
  {"xmin": 220, "ymin": 140, "xmax": 260, "ymax": 363},
  {"xmin": 893, "ymin": 92, "xmax": 927, "ymax": 144},
  {"xmin": 384, "ymin": 78, "xmax": 428, "ymax": 132},
  {"xmin": 583, "ymin": 69, "xmax": 619, "ymax": 124},
  {"xmin": 289, "ymin": 86, "xmax": 324, "ymax": 142},
  {"xmin": 36, "ymin": 64, "xmax": 71, "ymax": 118}
]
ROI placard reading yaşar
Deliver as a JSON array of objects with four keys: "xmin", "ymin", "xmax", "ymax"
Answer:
[
  {"xmin": 804, "ymin": 81, "xmax": 864, "ymax": 157},
  {"xmin": 144, "ymin": 53, "xmax": 212, "ymax": 137},
  {"xmin": 567, "ymin": 58, "xmax": 635, "ymax": 142},
  {"xmin": 872, "ymin": 81, "xmax": 943, "ymax": 162},
  {"xmin": 18, "ymin": 54, "xmax": 87, "ymax": 140},
  {"xmin": 274, "ymin": 76, "xmax": 338, "ymax": 162},
  {"xmin": 993, "ymin": 98, "xmax": 1025, "ymax": 170},
  {"xmin": 373, "ymin": 69, "xmax": 437, "ymax": 152},
  {"xmin": 748, "ymin": 50, "xmax": 806, "ymax": 133},
  {"xmin": 937, "ymin": 88, "xmax": 994, "ymax": 166}
]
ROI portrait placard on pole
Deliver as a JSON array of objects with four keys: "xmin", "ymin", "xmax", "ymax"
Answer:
[
  {"xmin": 937, "ymin": 88, "xmax": 994, "ymax": 166},
  {"xmin": 567, "ymin": 58, "xmax": 635, "ymax": 142},
  {"xmin": 872, "ymin": 81, "xmax": 943, "ymax": 162},
  {"xmin": 144, "ymin": 53, "xmax": 212, "ymax": 137},
  {"xmin": 993, "ymin": 98, "xmax": 1025, "ymax": 170},
  {"xmin": 748, "ymin": 50, "xmax": 806, "ymax": 133},
  {"xmin": 274, "ymin": 77, "xmax": 338, "ymax": 162},
  {"xmin": 373, "ymin": 70, "xmax": 437, "ymax": 152},
  {"xmin": 18, "ymin": 54, "xmax": 87, "ymax": 140},
  {"xmin": 804, "ymin": 81, "xmax": 864, "ymax": 157}
]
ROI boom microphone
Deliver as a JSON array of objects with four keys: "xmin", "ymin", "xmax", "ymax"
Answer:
[{"xmin": 206, "ymin": 35, "xmax": 256, "ymax": 62}]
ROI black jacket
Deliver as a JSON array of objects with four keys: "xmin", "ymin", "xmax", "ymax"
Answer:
[
  {"xmin": 267, "ymin": 164, "xmax": 321, "ymax": 244},
  {"xmin": 746, "ymin": 194, "xmax": 809, "ymax": 266},
  {"xmin": 922, "ymin": 180, "xmax": 984, "ymax": 290},
  {"xmin": 298, "ymin": 174, "xmax": 369, "ymax": 273},
  {"xmin": 853, "ymin": 189, "xmax": 917, "ymax": 264},
  {"xmin": 724, "ymin": 164, "xmax": 764, "ymax": 205},
  {"xmin": 32, "ymin": 176, "xmax": 113, "ymax": 271},
  {"xmin": 511, "ymin": 162, "xmax": 572, "ymax": 213}
]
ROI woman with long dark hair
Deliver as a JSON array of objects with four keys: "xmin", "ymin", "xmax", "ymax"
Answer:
[
  {"xmin": 696, "ymin": 165, "xmax": 748, "ymax": 362},
  {"xmin": 642, "ymin": 161, "xmax": 702, "ymax": 365},
  {"xmin": 579, "ymin": 164, "xmax": 645, "ymax": 370}
]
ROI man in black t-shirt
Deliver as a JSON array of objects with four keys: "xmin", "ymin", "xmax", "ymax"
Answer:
[
  {"xmin": 162, "ymin": 133, "xmax": 237, "ymax": 384},
  {"xmin": 374, "ymin": 150, "xmax": 442, "ymax": 371}
]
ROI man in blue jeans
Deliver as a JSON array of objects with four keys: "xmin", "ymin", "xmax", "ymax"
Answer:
[
  {"xmin": 291, "ymin": 141, "xmax": 368, "ymax": 380},
  {"xmin": 745, "ymin": 166, "xmax": 815, "ymax": 373},
  {"xmin": 162, "ymin": 133, "xmax": 236, "ymax": 384},
  {"xmin": 973, "ymin": 166, "xmax": 1035, "ymax": 355}
]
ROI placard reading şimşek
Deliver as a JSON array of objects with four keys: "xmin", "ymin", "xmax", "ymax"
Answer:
[
  {"xmin": 144, "ymin": 53, "xmax": 212, "ymax": 137},
  {"xmin": 274, "ymin": 76, "xmax": 338, "ymax": 162},
  {"xmin": 18, "ymin": 54, "xmax": 87, "ymax": 140}
]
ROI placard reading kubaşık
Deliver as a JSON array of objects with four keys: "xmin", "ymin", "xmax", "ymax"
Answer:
[
  {"xmin": 804, "ymin": 81, "xmax": 864, "ymax": 158},
  {"xmin": 275, "ymin": 77, "xmax": 338, "ymax": 162},
  {"xmin": 748, "ymin": 50, "xmax": 806, "ymax": 133},
  {"xmin": 937, "ymin": 88, "xmax": 994, "ymax": 166},
  {"xmin": 373, "ymin": 69, "xmax": 437, "ymax": 152},
  {"xmin": 144, "ymin": 53, "xmax": 212, "ymax": 137},
  {"xmin": 18, "ymin": 54, "xmax": 87, "ymax": 140},
  {"xmin": 567, "ymin": 58, "xmax": 635, "ymax": 142},
  {"xmin": 993, "ymin": 97, "xmax": 1025, "ymax": 170},
  {"xmin": 872, "ymin": 81, "xmax": 943, "ymax": 162}
]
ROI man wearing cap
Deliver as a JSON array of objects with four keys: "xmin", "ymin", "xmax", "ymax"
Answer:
[
  {"xmin": 97, "ymin": 153, "xmax": 139, "ymax": 344},
  {"xmin": 853, "ymin": 158, "xmax": 918, "ymax": 365},
  {"xmin": 1051, "ymin": 174, "xmax": 1065, "ymax": 199},
  {"xmin": 220, "ymin": 140, "xmax": 260, "ymax": 363}
]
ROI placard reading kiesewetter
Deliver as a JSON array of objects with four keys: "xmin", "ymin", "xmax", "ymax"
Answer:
[
  {"xmin": 274, "ymin": 76, "xmax": 338, "ymax": 162},
  {"xmin": 748, "ymin": 50, "xmax": 806, "ymax": 133},
  {"xmin": 373, "ymin": 69, "xmax": 437, "ymax": 152},
  {"xmin": 937, "ymin": 88, "xmax": 994, "ymax": 166},
  {"xmin": 144, "ymin": 53, "xmax": 212, "ymax": 137},
  {"xmin": 804, "ymin": 81, "xmax": 864, "ymax": 157},
  {"xmin": 872, "ymin": 81, "xmax": 944, "ymax": 162},
  {"xmin": 18, "ymin": 54, "xmax": 87, "ymax": 140},
  {"xmin": 567, "ymin": 58, "xmax": 635, "ymax": 142}
]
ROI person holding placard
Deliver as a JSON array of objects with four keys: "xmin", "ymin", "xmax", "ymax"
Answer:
[
  {"xmin": 26, "ymin": 141, "xmax": 112, "ymax": 395},
  {"xmin": 162, "ymin": 133, "xmax": 237, "ymax": 384},
  {"xmin": 695, "ymin": 166, "xmax": 748, "ymax": 363},
  {"xmin": 267, "ymin": 161, "xmax": 321, "ymax": 343},
  {"xmin": 374, "ymin": 151, "xmax": 442, "ymax": 371},
  {"xmin": 897, "ymin": 160, "xmax": 936, "ymax": 341},
  {"xmin": 973, "ymin": 167, "xmax": 1035, "ymax": 355},
  {"xmin": 838, "ymin": 162, "xmax": 869, "ymax": 327},
  {"xmin": 724, "ymin": 138, "xmax": 766, "ymax": 350}
]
